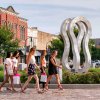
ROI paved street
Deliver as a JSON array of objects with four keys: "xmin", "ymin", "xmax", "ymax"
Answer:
[{"xmin": 0, "ymin": 88, "xmax": 100, "ymax": 100}]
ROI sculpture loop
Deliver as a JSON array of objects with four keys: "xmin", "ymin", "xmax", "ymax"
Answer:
[{"xmin": 61, "ymin": 16, "xmax": 92, "ymax": 72}]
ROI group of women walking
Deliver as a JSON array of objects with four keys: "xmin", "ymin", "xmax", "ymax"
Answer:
[{"xmin": 0, "ymin": 47, "xmax": 63, "ymax": 93}]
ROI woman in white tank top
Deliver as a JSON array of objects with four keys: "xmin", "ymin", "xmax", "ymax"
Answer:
[{"xmin": 21, "ymin": 48, "xmax": 43, "ymax": 94}]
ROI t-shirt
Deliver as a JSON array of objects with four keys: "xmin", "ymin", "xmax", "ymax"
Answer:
[
  {"xmin": 4, "ymin": 58, "xmax": 13, "ymax": 75},
  {"xmin": 12, "ymin": 57, "xmax": 18, "ymax": 68}
]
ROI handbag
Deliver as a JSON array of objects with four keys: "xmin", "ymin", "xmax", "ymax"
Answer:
[
  {"xmin": 40, "ymin": 73, "xmax": 47, "ymax": 82},
  {"xmin": 13, "ymin": 74, "xmax": 21, "ymax": 84}
]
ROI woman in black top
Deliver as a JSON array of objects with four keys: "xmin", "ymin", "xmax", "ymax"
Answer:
[
  {"xmin": 45, "ymin": 50, "xmax": 63, "ymax": 90},
  {"xmin": 48, "ymin": 56, "xmax": 57, "ymax": 75}
]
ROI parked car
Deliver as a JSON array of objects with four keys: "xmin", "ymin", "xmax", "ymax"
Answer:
[{"xmin": 91, "ymin": 60, "xmax": 100, "ymax": 68}]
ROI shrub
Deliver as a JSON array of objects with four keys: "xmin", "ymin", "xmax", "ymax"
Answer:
[
  {"xmin": 0, "ymin": 71, "xmax": 4, "ymax": 82},
  {"xmin": 0, "ymin": 65, "xmax": 4, "ymax": 71},
  {"xmin": 89, "ymin": 68, "xmax": 100, "ymax": 73},
  {"xmin": 62, "ymin": 69, "xmax": 100, "ymax": 84}
]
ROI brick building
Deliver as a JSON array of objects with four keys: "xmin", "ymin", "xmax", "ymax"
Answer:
[
  {"xmin": 0, "ymin": 6, "xmax": 28, "ymax": 63},
  {"xmin": 0, "ymin": 6, "xmax": 28, "ymax": 46}
]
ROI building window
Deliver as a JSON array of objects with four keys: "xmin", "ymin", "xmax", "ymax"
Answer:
[
  {"xmin": 13, "ymin": 23, "xmax": 17, "ymax": 33},
  {"xmin": 7, "ymin": 22, "xmax": 13, "ymax": 30},
  {"xmin": 33, "ymin": 38, "xmax": 37, "ymax": 46},
  {"xmin": 1, "ymin": 20, "xmax": 6, "ymax": 26},
  {"xmin": 20, "ymin": 26, "xmax": 25, "ymax": 40},
  {"xmin": 13, "ymin": 23, "xmax": 17, "ymax": 38}
]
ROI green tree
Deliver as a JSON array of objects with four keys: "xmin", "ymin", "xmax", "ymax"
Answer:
[
  {"xmin": 0, "ymin": 26, "xmax": 19, "ymax": 57},
  {"xmin": 49, "ymin": 36, "xmax": 64, "ymax": 58}
]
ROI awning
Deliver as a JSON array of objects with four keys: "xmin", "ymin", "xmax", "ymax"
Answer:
[{"xmin": 18, "ymin": 49, "xmax": 25, "ymax": 56}]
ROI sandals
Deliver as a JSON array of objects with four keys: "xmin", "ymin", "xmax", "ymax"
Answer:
[
  {"xmin": 45, "ymin": 84, "xmax": 49, "ymax": 90},
  {"xmin": 6, "ymin": 87, "xmax": 12, "ymax": 91},
  {"xmin": 58, "ymin": 85, "xmax": 63, "ymax": 90},
  {"xmin": 20, "ymin": 90, "xmax": 26, "ymax": 93},
  {"xmin": 37, "ymin": 90, "xmax": 44, "ymax": 94},
  {"xmin": 12, "ymin": 89, "xmax": 17, "ymax": 92}
]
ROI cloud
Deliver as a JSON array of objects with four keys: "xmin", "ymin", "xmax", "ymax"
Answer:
[
  {"xmin": 0, "ymin": 0, "xmax": 100, "ymax": 38},
  {"xmin": 1, "ymin": 0, "xmax": 100, "ymax": 8}
]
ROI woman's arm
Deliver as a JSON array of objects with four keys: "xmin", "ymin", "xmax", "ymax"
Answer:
[
  {"xmin": 34, "ymin": 63, "xmax": 41, "ymax": 71},
  {"xmin": 5, "ymin": 64, "xmax": 8, "ymax": 75},
  {"xmin": 50, "ymin": 58, "xmax": 62, "ymax": 68},
  {"xmin": 50, "ymin": 58, "xmax": 59, "ymax": 68}
]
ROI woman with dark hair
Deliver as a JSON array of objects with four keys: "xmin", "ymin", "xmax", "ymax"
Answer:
[
  {"xmin": 45, "ymin": 50, "xmax": 63, "ymax": 90},
  {"xmin": 12, "ymin": 51, "xmax": 19, "ymax": 75},
  {"xmin": 0, "ymin": 52, "xmax": 16, "ymax": 92},
  {"xmin": 21, "ymin": 48, "xmax": 43, "ymax": 93},
  {"xmin": 40, "ymin": 50, "xmax": 47, "ymax": 91}
]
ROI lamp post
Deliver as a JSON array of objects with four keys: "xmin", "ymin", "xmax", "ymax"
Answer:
[{"xmin": 24, "ymin": 37, "xmax": 32, "ymax": 63}]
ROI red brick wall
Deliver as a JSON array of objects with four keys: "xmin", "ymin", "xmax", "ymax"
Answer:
[
  {"xmin": 0, "ymin": 12, "xmax": 28, "ymax": 47},
  {"xmin": 0, "ymin": 8, "xmax": 28, "ymax": 64}
]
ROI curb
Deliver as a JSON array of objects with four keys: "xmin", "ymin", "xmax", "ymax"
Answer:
[{"xmin": 1, "ymin": 83, "xmax": 100, "ymax": 89}]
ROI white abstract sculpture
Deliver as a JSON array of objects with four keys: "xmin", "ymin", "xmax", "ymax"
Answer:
[{"xmin": 61, "ymin": 16, "xmax": 92, "ymax": 72}]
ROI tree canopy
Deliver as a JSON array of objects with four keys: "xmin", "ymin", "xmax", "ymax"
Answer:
[{"xmin": 0, "ymin": 26, "xmax": 19, "ymax": 57}]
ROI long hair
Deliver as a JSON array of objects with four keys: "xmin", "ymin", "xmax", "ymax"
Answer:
[
  {"xmin": 26, "ymin": 47, "xmax": 36, "ymax": 64},
  {"xmin": 41, "ymin": 50, "xmax": 46, "ymax": 57},
  {"xmin": 6, "ymin": 52, "xmax": 12, "ymax": 58},
  {"xmin": 40, "ymin": 50, "xmax": 46, "ymax": 65},
  {"xmin": 13, "ymin": 51, "xmax": 19, "ymax": 57},
  {"xmin": 51, "ymin": 50, "xmax": 58, "ymax": 55}
]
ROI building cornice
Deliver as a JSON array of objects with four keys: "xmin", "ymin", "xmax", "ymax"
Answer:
[
  {"xmin": 0, "ymin": 8, "xmax": 18, "ymax": 16},
  {"xmin": 18, "ymin": 17, "xmax": 28, "ymax": 22},
  {"xmin": 0, "ymin": 6, "xmax": 28, "ymax": 22},
  {"xmin": 0, "ymin": 7, "xmax": 19, "ymax": 15}
]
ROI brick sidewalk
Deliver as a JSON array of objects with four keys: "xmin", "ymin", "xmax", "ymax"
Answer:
[{"xmin": 0, "ymin": 88, "xmax": 100, "ymax": 100}]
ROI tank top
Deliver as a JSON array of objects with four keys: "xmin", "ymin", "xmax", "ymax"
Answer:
[
  {"xmin": 42, "ymin": 57, "xmax": 46, "ymax": 67},
  {"xmin": 30, "ymin": 55, "xmax": 36, "ymax": 64}
]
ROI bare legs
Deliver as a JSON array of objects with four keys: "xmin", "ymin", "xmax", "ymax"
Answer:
[
  {"xmin": 45, "ymin": 75, "xmax": 52, "ymax": 90},
  {"xmin": 0, "ymin": 75, "xmax": 15, "ymax": 91},
  {"xmin": 45, "ymin": 74, "xmax": 63, "ymax": 90},
  {"xmin": 21, "ymin": 74, "xmax": 41, "ymax": 93},
  {"xmin": 55, "ymin": 74, "xmax": 63, "ymax": 90},
  {"xmin": 21, "ymin": 76, "xmax": 33, "ymax": 92}
]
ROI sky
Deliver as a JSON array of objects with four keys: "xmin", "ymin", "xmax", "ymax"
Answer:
[{"xmin": 0, "ymin": 0, "xmax": 100, "ymax": 38}]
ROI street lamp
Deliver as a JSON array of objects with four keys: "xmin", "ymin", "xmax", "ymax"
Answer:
[{"xmin": 24, "ymin": 37, "xmax": 32, "ymax": 63}]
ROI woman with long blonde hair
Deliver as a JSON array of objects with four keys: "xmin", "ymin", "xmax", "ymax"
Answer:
[{"xmin": 21, "ymin": 47, "xmax": 42, "ymax": 93}]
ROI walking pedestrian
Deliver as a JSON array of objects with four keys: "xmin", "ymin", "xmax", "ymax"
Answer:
[
  {"xmin": 45, "ymin": 50, "xmax": 63, "ymax": 90},
  {"xmin": 12, "ymin": 51, "xmax": 19, "ymax": 75},
  {"xmin": 0, "ymin": 52, "xmax": 16, "ymax": 92},
  {"xmin": 21, "ymin": 48, "xmax": 43, "ymax": 93},
  {"xmin": 40, "ymin": 50, "xmax": 47, "ymax": 91}
]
